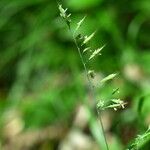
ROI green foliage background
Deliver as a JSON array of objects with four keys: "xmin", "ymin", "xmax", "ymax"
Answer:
[{"xmin": 0, "ymin": 0, "xmax": 150, "ymax": 149}]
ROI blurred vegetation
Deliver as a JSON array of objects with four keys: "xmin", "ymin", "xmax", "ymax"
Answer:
[{"xmin": 0, "ymin": 0, "xmax": 150, "ymax": 149}]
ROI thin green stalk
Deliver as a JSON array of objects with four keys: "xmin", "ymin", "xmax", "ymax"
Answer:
[{"xmin": 57, "ymin": 3, "xmax": 109, "ymax": 149}]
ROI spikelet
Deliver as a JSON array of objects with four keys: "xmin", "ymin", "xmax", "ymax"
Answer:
[
  {"xmin": 97, "ymin": 99, "xmax": 127, "ymax": 111},
  {"xmin": 58, "ymin": 4, "xmax": 71, "ymax": 28},
  {"xmin": 100, "ymin": 73, "xmax": 117, "ymax": 83},
  {"xmin": 109, "ymin": 99, "xmax": 127, "ymax": 111},
  {"xmin": 112, "ymin": 88, "xmax": 119, "ymax": 95},
  {"xmin": 82, "ymin": 31, "xmax": 96, "ymax": 45},
  {"xmin": 83, "ymin": 47, "xmax": 91, "ymax": 53},
  {"xmin": 89, "ymin": 45, "xmax": 105, "ymax": 60},
  {"xmin": 97, "ymin": 100, "xmax": 105, "ymax": 110},
  {"xmin": 75, "ymin": 16, "xmax": 86, "ymax": 32}
]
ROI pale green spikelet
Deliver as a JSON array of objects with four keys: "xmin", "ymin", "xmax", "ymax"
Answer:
[
  {"xmin": 89, "ymin": 45, "xmax": 105, "ymax": 60},
  {"xmin": 100, "ymin": 73, "xmax": 117, "ymax": 83},
  {"xmin": 112, "ymin": 88, "xmax": 120, "ymax": 95},
  {"xmin": 82, "ymin": 31, "xmax": 96, "ymax": 45},
  {"xmin": 108, "ymin": 99, "xmax": 127, "ymax": 111},
  {"xmin": 75, "ymin": 16, "xmax": 86, "ymax": 33},
  {"xmin": 97, "ymin": 100, "xmax": 105, "ymax": 110},
  {"xmin": 58, "ymin": 4, "xmax": 71, "ymax": 28},
  {"xmin": 83, "ymin": 47, "xmax": 91, "ymax": 53},
  {"xmin": 97, "ymin": 99, "xmax": 127, "ymax": 111}
]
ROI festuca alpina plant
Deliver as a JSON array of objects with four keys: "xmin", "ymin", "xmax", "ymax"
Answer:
[{"xmin": 58, "ymin": 4, "xmax": 127, "ymax": 150}]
